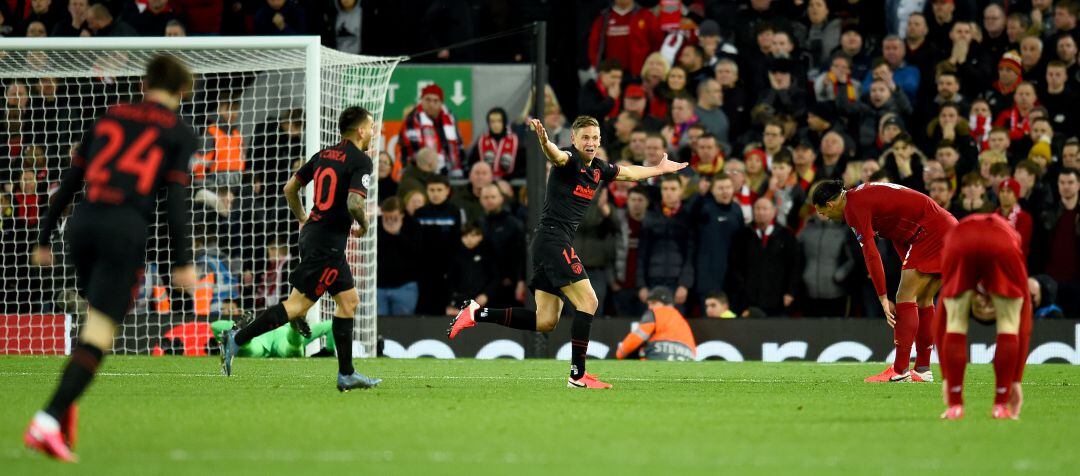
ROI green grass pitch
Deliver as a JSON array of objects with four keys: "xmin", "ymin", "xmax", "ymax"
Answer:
[{"xmin": 2, "ymin": 357, "xmax": 1079, "ymax": 475}]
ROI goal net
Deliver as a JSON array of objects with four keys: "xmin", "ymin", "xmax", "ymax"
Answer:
[{"xmin": 0, "ymin": 37, "xmax": 401, "ymax": 357}]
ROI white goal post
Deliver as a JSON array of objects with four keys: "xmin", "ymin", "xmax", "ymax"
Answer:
[{"xmin": 0, "ymin": 37, "xmax": 402, "ymax": 357}]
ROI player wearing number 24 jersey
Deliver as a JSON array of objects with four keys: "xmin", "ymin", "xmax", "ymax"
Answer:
[
  {"xmin": 220, "ymin": 106, "xmax": 381, "ymax": 393},
  {"xmin": 25, "ymin": 55, "xmax": 199, "ymax": 463},
  {"xmin": 812, "ymin": 180, "xmax": 957, "ymax": 383},
  {"xmin": 448, "ymin": 115, "xmax": 686, "ymax": 389}
]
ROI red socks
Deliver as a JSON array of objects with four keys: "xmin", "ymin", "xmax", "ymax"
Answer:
[
  {"xmin": 994, "ymin": 334, "xmax": 1019, "ymax": 405},
  {"xmin": 914, "ymin": 305, "xmax": 935, "ymax": 370},
  {"xmin": 892, "ymin": 302, "xmax": 919, "ymax": 373},
  {"xmin": 942, "ymin": 332, "xmax": 968, "ymax": 406}
]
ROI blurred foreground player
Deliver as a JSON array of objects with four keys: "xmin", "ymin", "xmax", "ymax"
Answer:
[
  {"xmin": 448, "ymin": 115, "xmax": 686, "ymax": 388},
  {"xmin": 937, "ymin": 213, "xmax": 1032, "ymax": 420},
  {"xmin": 221, "ymin": 107, "xmax": 380, "ymax": 392},
  {"xmin": 812, "ymin": 180, "xmax": 958, "ymax": 383},
  {"xmin": 24, "ymin": 55, "xmax": 200, "ymax": 462}
]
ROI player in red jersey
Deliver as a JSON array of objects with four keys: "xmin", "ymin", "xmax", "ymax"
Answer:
[
  {"xmin": 811, "ymin": 180, "xmax": 958, "ymax": 382},
  {"xmin": 936, "ymin": 213, "xmax": 1032, "ymax": 420}
]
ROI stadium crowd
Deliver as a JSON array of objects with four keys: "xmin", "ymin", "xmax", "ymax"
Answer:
[{"xmin": 0, "ymin": 0, "xmax": 1077, "ymax": 321}]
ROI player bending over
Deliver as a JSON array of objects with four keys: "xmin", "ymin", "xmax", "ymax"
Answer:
[
  {"xmin": 936, "ymin": 213, "xmax": 1032, "ymax": 420},
  {"xmin": 812, "ymin": 180, "xmax": 958, "ymax": 383},
  {"xmin": 24, "ymin": 55, "xmax": 200, "ymax": 462},
  {"xmin": 448, "ymin": 115, "xmax": 686, "ymax": 388},
  {"xmin": 221, "ymin": 106, "xmax": 380, "ymax": 392}
]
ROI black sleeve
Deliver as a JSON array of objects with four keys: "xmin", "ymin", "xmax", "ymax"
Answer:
[
  {"xmin": 600, "ymin": 159, "xmax": 620, "ymax": 182},
  {"xmin": 349, "ymin": 153, "xmax": 374, "ymax": 198},
  {"xmin": 166, "ymin": 182, "xmax": 192, "ymax": 266},
  {"xmin": 37, "ymin": 163, "xmax": 85, "ymax": 246}
]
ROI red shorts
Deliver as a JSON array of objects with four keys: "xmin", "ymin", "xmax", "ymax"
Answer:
[
  {"xmin": 895, "ymin": 215, "xmax": 957, "ymax": 275},
  {"xmin": 940, "ymin": 217, "xmax": 1028, "ymax": 299}
]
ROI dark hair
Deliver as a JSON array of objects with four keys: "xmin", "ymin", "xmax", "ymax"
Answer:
[
  {"xmin": 660, "ymin": 173, "xmax": 683, "ymax": 186},
  {"xmin": 928, "ymin": 177, "xmax": 952, "ymax": 191},
  {"xmin": 705, "ymin": 292, "xmax": 729, "ymax": 305},
  {"xmin": 697, "ymin": 133, "xmax": 718, "ymax": 145},
  {"xmin": 810, "ymin": 179, "xmax": 844, "ymax": 207},
  {"xmin": 990, "ymin": 162, "xmax": 1012, "ymax": 177},
  {"xmin": 936, "ymin": 140, "xmax": 958, "ymax": 152},
  {"xmin": 1061, "ymin": 167, "xmax": 1080, "ymax": 180},
  {"xmin": 869, "ymin": 170, "xmax": 891, "ymax": 182},
  {"xmin": 598, "ymin": 59, "xmax": 623, "ymax": 74},
  {"xmin": 1031, "ymin": 116, "xmax": 1052, "ymax": 128},
  {"xmin": 427, "ymin": 175, "xmax": 451, "ymax": 188},
  {"xmin": 710, "ymin": 172, "xmax": 732, "ymax": 185},
  {"xmin": 628, "ymin": 185, "xmax": 651, "ymax": 199},
  {"xmin": 338, "ymin": 106, "xmax": 371, "ymax": 135},
  {"xmin": 487, "ymin": 107, "xmax": 508, "ymax": 126},
  {"xmin": 1016, "ymin": 160, "xmax": 1042, "ymax": 176},
  {"xmin": 461, "ymin": 224, "xmax": 483, "ymax": 236},
  {"xmin": 772, "ymin": 149, "xmax": 794, "ymax": 168},
  {"xmin": 961, "ymin": 171, "xmax": 986, "ymax": 187},
  {"xmin": 380, "ymin": 196, "xmax": 402, "ymax": 213},
  {"xmin": 144, "ymin": 54, "xmax": 193, "ymax": 94}
]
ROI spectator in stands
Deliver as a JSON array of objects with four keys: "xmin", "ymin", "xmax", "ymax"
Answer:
[
  {"xmin": 743, "ymin": 147, "xmax": 769, "ymax": 194},
  {"xmin": 1015, "ymin": 159, "xmax": 1050, "ymax": 218},
  {"xmin": 377, "ymin": 197, "xmax": 421, "ymax": 316},
  {"xmin": 851, "ymin": 76, "xmax": 913, "ymax": 153},
  {"xmin": 414, "ymin": 176, "xmax": 461, "ymax": 315},
  {"xmin": 985, "ymin": 50, "xmax": 1023, "ymax": 115},
  {"xmin": 694, "ymin": 78, "xmax": 729, "ymax": 147},
  {"xmin": 613, "ymin": 186, "xmax": 650, "ymax": 317},
  {"xmin": 580, "ymin": 59, "xmax": 623, "ymax": 123},
  {"xmin": 331, "ymin": 0, "xmax": 361, "ymax": 54},
  {"xmin": 195, "ymin": 97, "xmax": 246, "ymax": 182},
  {"xmin": 952, "ymin": 171, "xmax": 995, "ymax": 219},
  {"xmin": 800, "ymin": 0, "xmax": 841, "ymax": 74},
  {"xmin": 399, "ymin": 83, "xmax": 465, "ymax": 178},
  {"xmin": 586, "ymin": 0, "xmax": 661, "ymax": 77},
  {"xmin": 1041, "ymin": 168, "xmax": 1080, "ymax": 315},
  {"xmin": 639, "ymin": 53, "xmax": 669, "ymax": 118},
  {"xmin": 254, "ymin": 0, "xmax": 306, "ymax": 35},
  {"xmin": 398, "ymin": 147, "xmax": 439, "ymax": 201},
  {"xmin": 1043, "ymin": 61, "xmax": 1079, "ymax": 137},
  {"xmin": 21, "ymin": 0, "xmax": 61, "ymax": 35},
  {"xmin": 1053, "ymin": 34, "xmax": 1080, "ymax": 82},
  {"xmin": 164, "ymin": 18, "xmax": 185, "ymax": 37},
  {"xmin": 996, "ymin": 81, "xmax": 1039, "ymax": 142},
  {"xmin": 575, "ymin": 190, "xmax": 619, "ymax": 316},
  {"xmin": 637, "ymin": 175, "xmax": 694, "ymax": 311},
  {"xmin": 655, "ymin": 65, "xmax": 689, "ymax": 118},
  {"xmin": 689, "ymin": 133, "xmax": 724, "ymax": 182},
  {"xmin": 620, "ymin": 85, "xmax": 663, "ymax": 134},
  {"xmin": 758, "ymin": 57, "xmax": 808, "ymax": 120},
  {"xmin": 603, "ymin": 110, "xmax": 638, "ymax": 160},
  {"xmin": 615, "ymin": 287, "xmax": 696, "ymax": 361},
  {"xmin": 256, "ymin": 238, "xmax": 290, "ymax": 308},
  {"xmin": 692, "ymin": 173, "xmax": 743, "ymax": 306},
  {"xmin": 760, "ymin": 119, "xmax": 786, "ymax": 170},
  {"xmin": 249, "ymin": 108, "xmax": 302, "ymax": 189},
  {"xmin": 762, "ymin": 151, "xmax": 805, "ymax": 229},
  {"xmin": 879, "ymin": 133, "xmax": 926, "ymax": 190},
  {"xmin": 798, "ymin": 211, "xmax": 854, "ymax": 317},
  {"xmin": 724, "ymin": 158, "xmax": 754, "ymax": 222},
  {"xmin": 997, "ymin": 178, "xmax": 1034, "ymax": 258},
  {"xmin": 85, "ymin": 3, "xmax": 135, "ymax": 36},
  {"xmin": 377, "ymin": 152, "xmax": 397, "ymax": 203},
  {"xmin": 669, "ymin": 95, "xmax": 698, "ymax": 148},
  {"xmin": 623, "ymin": 127, "xmax": 649, "ymax": 163},
  {"xmin": 728, "ymin": 197, "xmax": 799, "ymax": 316},
  {"xmin": 469, "ymin": 107, "xmax": 521, "ymax": 180},
  {"xmin": 677, "ymin": 44, "xmax": 710, "ymax": 95},
  {"xmin": 445, "ymin": 224, "xmax": 497, "ymax": 316},
  {"xmin": 128, "ymin": 0, "xmax": 178, "ymax": 36},
  {"xmin": 862, "ymin": 36, "xmax": 919, "ymax": 103},
  {"xmin": 715, "ymin": 58, "xmax": 751, "ymax": 140},
  {"xmin": 24, "ymin": 20, "xmax": 45, "ymax": 37},
  {"xmin": 701, "ymin": 291, "xmax": 736, "ymax": 318},
  {"xmin": 791, "ymin": 140, "xmax": 817, "ymax": 190},
  {"xmin": 1030, "ymin": 274, "xmax": 1066, "ymax": 319},
  {"xmin": 1020, "ymin": 35, "xmax": 1046, "ymax": 88},
  {"xmin": 192, "ymin": 233, "xmax": 240, "ymax": 318},
  {"xmin": 479, "ymin": 183, "xmax": 525, "ymax": 308},
  {"xmin": 814, "ymin": 53, "xmax": 860, "ymax": 105},
  {"xmin": 838, "ymin": 23, "xmax": 873, "ymax": 82},
  {"xmin": 928, "ymin": 177, "xmax": 955, "ymax": 210},
  {"xmin": 402, "ymin": 189, "xmax": 426, "ymax": 218},
  {"xmin": 50, "ymin": 0, "xmax": 86, "ymax": 36},
  {"xmin": 451, "ymin": 160, "xmax": 493, "ymax": 225}
]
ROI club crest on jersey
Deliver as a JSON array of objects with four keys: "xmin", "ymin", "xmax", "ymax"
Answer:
[
  {"xmin": 571, "ymin": 263, "xmax": 584, "ymax": 275},
  {"xmin": 573, "ymin": 184, "xmax": 596, "ymax": 200},
  {"xmin": 592, "ymin": 169, "xmax": 601, "ymax": 183},
  {"xmin": 362, "ymin": 174, "xmax": 371, "ymax": 188}
]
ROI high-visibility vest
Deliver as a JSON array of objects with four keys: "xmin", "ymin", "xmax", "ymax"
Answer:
[
  {"xmin": 194, "ymin": 274, "xmax": 216, "ymax": 317},
  {"xmin": 194, "ymin": 124, "xmax": 245, "ymax": 178}
]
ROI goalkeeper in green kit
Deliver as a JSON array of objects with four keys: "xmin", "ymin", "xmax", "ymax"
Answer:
[{"xmin": 211, "ymin": 319, "xmax": 337, "ymax": 358}]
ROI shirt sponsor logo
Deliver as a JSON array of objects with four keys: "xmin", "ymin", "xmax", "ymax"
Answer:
[{"xmin": 573, "ymin": 184, "xmax": 596, "ymax": 200}]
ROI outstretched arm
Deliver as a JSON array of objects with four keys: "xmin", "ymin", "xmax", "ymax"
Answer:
[
  {"xmin": 529, "ymin": 118, "xmax": 570, "ymax": 167},
  {"xmin": 615, "ymin": 153, "xmax": 688, "ymax": 181}
]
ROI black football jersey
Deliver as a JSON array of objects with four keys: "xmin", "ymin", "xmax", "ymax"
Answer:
[
  {"xmin": 537, "ymin": 147, "xmax": 620, "ymax": 241},
  {"xmin": 294, "ymin": 139, "xmax": 373, "ymax": 238},
  {"xmin": 75, "ymin": 101, "xmax": 198, "ymax": 216}
]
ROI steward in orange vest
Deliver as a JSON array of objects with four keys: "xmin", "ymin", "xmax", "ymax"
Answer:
[{"xmin": 615, "ymin": 287, "xmax": 697, "ymax": 360}]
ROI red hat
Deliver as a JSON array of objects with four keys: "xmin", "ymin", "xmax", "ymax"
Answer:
[
  {"xmin": 421, "ymin": 83, "xmax": 444, "ymax": 101},
  {"xmin": 744, "ymin": 148, "xmax": 766, "ymax": 164},
  {"xmin": 998, "ymin": 51, "xmax": 1022, "ymax": 77},
  {"xmin": 998, "ymin": 177, "xmax": 1021, "ymax": 197},
  {"xmin": 624, "ymin": 84, "xmax": 645, "ymax": 99}
]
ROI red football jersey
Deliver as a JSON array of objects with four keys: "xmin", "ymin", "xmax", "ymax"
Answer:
[{"xmin": 843, "ymin": 182, "xmax": 956, "ymax": 296}]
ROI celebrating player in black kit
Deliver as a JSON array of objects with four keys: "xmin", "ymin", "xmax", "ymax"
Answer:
[
  {"xmin": 221, "ymin": 106, "xmax": 380, "ymax": 392},
  {"xmin": 24, "ymin": 56, "xmax": 200, "ymax": 462},
  {"xmin": 448, "ymin": 115, "xmax": 686, "ymax": 388}
]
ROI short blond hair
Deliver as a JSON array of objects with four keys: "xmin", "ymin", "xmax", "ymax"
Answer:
[
  {"xmin": 571, "ymin": 115, "xmax": 600, "ymax": 131},
  {"xmin": 979, "ymin": 149, "xmax": 1008, "ymax": 165}
]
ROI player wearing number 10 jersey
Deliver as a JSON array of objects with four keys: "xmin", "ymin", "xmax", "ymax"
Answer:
[
  {"xmin": 221, "ymin": 106, "xmax": 381, "ymax": 393},
  {"xmin": 24, "ymin": 55, "xmax": 199, "ymax": 463}
]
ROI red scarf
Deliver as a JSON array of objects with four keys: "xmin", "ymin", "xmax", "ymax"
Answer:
[
  {"xmin": 969, "ymin": 113, "xmax": 991, "ymax": 151},
  {"xmin": 672, "ymin": 115, "xmax": 699, "ymax": 146},
  {"xmin": 1003, "ymin": 203, "xmax": 1022, "ymax": 228},
  {"xmin": 401, "ymin": 105, "xmax": 462, "ymax": 174},
  {"xmin": 662, "ymin": 201, "xmax": 682, "ymax": 217},
  {"xmin": 996, "ymin": 106, "xmax": 1032, "ymax": 140},
  {"xmin": 477, "ymin": 132, "xmax": 519, "ymax": 178}
]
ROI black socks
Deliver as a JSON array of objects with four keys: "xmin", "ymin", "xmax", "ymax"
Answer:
[
  {"xmin": 332, "ymin": 317, "xmax": 355, "ymax": 375},
  {"xmin": 476, "ymin": 307, "xmax": 537, "ymax": 330},
  {"xmin": 45, "ymin": 343, "xmax": 104, "ymax": 420},
  {"xmin": 235, "ymin": 303, "xmax": 288, "ymax": 346},
  {"xmin": 569, "ymin": 310, "xmax": 594, "ymax": 380}
]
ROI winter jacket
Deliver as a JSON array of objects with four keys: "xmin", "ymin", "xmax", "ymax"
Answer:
[
  {"xmin": 798, "ymin": 218, "xmax": 854, "ymax": 300},
  {"xmin": 575, "ymin": 200, "xmax": 620, "ymax": 270},
  {"xmin": 637, "ymin": 201, "xmax": 695, "ymax": 290},
  {"xmin": 692, "ymin": 198, "xmax": 744, "ymax": 295},
  {"xmin": 728, "ymin": 225, "xmax": 800, "ymax": 314}
]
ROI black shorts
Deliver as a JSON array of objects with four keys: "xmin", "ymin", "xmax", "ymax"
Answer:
[
  {"xmin": 529, "ymin": 233, "xmax": 588, "ymax": 295},
  {"xmin": 290, "ymin": 230, "xmax": 355, "ymax": 301},
  {"xmin": 65, "ymin": 208, "xmax": 148, "ymax": 323}
]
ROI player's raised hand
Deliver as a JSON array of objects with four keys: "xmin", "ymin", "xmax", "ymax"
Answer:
[
  {"xmin": 172, "ymin": 264, "xmax": 198, "ymax": 292},
  {"xmin": 656, "ymin": 153, "xmax": 688, "ymax": 174},
  {"xmin": 31, "ymin": 244, "xmax": 53, "ymax": 267},
  {"xmin": 529, "ymin": 118, "xmax": 548, "ymax": 144}
]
